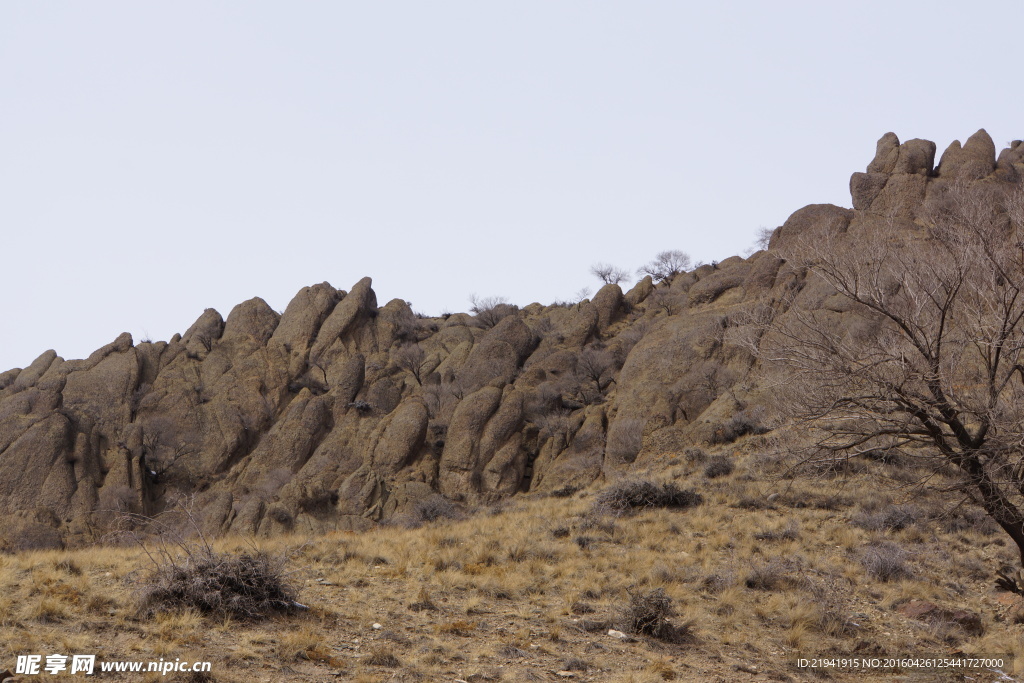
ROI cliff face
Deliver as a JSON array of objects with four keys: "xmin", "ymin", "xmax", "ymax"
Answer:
[{"xmin": 2, "ymin": 130, "xmax": 1022, "ymax": 550}]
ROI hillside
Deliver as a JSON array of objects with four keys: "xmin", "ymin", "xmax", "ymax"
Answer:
[
  {"xmin": 3, "ymin": 130, "xmax": 1024, "ymax": 681},
  {"xmin": 2, "ymin": 130, "xmax": 1024, "ymax": 551}
]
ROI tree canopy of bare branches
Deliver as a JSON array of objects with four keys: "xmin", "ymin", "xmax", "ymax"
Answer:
[
  {"xmin": 638, "ymin": 250, "xmax": 691, "ymax": 282},
  {"xmin": 591, "ymin": 262, "xmax": 630, "ymax": 286},
  {"xmin": 760, "ymin": 182, "xmax": 1024, "ymax": 567},
  {"xmin": 469, "ymin": 294, "xmax": 518, "ymax": 329}
]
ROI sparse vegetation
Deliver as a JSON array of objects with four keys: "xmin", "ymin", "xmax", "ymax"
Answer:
[
  {"xmin": 138, "ymin": 546, "xmax": 301, "ymax": 620},
  {"xmin": 593, "ymin": 478, "xmax": 703, "ymax": 516},
  {"xmin": 638, "ymin": 250, "xmax": 692, "ymax": 282},
  {"xmin": 591, "ymin": 262, "xmax": 631, "ymax": 286},
  {"xmin": 469, "ymin": 294, "xmax": 518, "ymax": 328}
]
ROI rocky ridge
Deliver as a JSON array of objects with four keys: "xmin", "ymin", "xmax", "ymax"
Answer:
[{"xmin": 1, "ymin": 129, "xmax": 1022, "ymax": 550}]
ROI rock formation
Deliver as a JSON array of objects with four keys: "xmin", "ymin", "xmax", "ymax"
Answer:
[{"xmin": 1, "ymin": 131, "xmax": 1021, "ymax": 549}]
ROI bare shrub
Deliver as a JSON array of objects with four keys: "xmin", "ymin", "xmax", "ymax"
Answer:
[
  {"xmin": 648, "ymin": 288, "xmax": 683, "ymax": 315},
  {"xmin": 411, "ymin": 494, "xmax": 461, "ymax": 525},
  {"xmin": 852, "ymin": 504, "xmax": 921, "ymax": 532},
  {"xmin": 638, "ymin": 250, "xmax": 692, "ymax": 282},
  {"xmin": 618, "ymin": 587, "xmax": 691, "ymax": 642},
  {"xmin": 138, "ymin": 548, "xmax": 301, "ymax": 620},
  {"xmin": 744, "ymin": 558, "xmax": 803, "ymax": 591},
  {"xmin": 753, "ymin": 521, "xmax": 799, "ymax": 542},
  {"xmin": 575, "ymin": 346, "xmax": 617, "ymax": 393},
  {"xmin": 394, "ymin": 343, "xmax": 427, "ymax": 384},
  {"xmin": 708, "ymin": 410, "xmax": 769, "ymax": 445},
  {"xmin": 593, "ymin": 478, "xmax": 703, "ymax": 516},
  {"xmin": 562, "ymin": 657, "xmax": 591, "ymax": 671},
  {"xmin": 703, "ymin": 455, "xmax": 734, "ymax": 479},
  {"xmin": 859, "ymin": 541, "xmax": 913, "ymax": 582},
  {"xmin": 469, "ymin": 295, "xmax": 518, "ymax": 329},
  {"xmin": 591, "ymin": 263, "xmax": 630, "ymax": 285},
  {"xmin": 939, "ymin": 506, "xmax": 999, "ymax": 535},
  {"xmin": 365, "ymin": 648, "xmax": 401, "ymax": 667},
  {"xmin": 684, "ymin": 447, "xmax": 708, "ymax": 464},
  {"xmin": 296, "ymin": 487, "xmax": 339, "ymax": 516}
]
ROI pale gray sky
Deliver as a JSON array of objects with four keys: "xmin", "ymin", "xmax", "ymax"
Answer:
[{"xmin": 1, "ymin": 2, "xmax": 1021, "ymax": 371}]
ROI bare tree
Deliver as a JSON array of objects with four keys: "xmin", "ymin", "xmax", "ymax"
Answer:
[
  {"xmin": 142, "ymin": 416, "xmax": 198, "ymax": 483},
  {"xmin": 469, "ymin": 294, "xmax": 518, "ymax": 329},
  {"xmin": 638, "ymin": 250, "xmax": 691, "ymax": 282},
  {"xmin": 575, "ymin": 346, "xmax": 617, "ymax": 393},
  {"xmin": 758, "ymin": 182, "xmax": 1024, "ymax": 570},
  {"xmin": 395, "ymin": 343, "xmax": 427, "ymax": 385},
  {"xmin": 591, "ymin": 263, "xmax": 630, "ymax": 285}
]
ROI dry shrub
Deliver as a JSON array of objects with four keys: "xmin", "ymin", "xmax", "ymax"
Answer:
[
  {"xmin": 753, "ymin": 521, "xmax": 799, "ymax": 542},
  {"xmin": 562, "ymin": 657, "xmax": 590, "ymax": 671},
  {"xmin": 703, "ymin": 455, "xmax": 734, "ymax": 479},
  {"xmin": 618, "ymin": 587, "xmax": 692, "ymax": 642},
  {"xmin": 410, "ymin": 494, "xmax": 461, "ymax": 526},
  {"xmin": 593, "ymin": 478, "xmax": 703, "ymax": 517},
  {"xmin": 744, "ymin": 558, "xmax": 803, "ymax": 591},
  {"xmin": 684, "ymin": 447, "xmax": 708, "ymax": 464},
  {"xmin": 708, "ymin": 411, "xmax": 769, "ymax": 445},
  {"xmin": 859, "ymin": 541, "xmax": 913, "ymax": 582},
  {"xmin": 852, "ymin": 504, "xmax": 920, "ymax": 532},
  {"xmin": 365, "ymin": 648, "xmax": 401, "ymax": 667},
  {"xmin": 138, "ymin": 546, "xmax": 301, "ymax": 620}
]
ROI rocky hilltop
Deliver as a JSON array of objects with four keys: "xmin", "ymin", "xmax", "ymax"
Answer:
[{"xmin": 2, "ymin": 130, "xmax": 1023, "ymax": 550}]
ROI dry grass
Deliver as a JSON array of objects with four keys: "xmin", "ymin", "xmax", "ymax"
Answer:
[{"xmin": 0, "ymin": 444, "xmax": 1022, "ymax": 681}]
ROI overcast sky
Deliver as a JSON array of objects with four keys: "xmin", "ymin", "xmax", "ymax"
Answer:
[{"xmin": 1, "ymin": 2, "xmax": 1021, "ymax": 372}]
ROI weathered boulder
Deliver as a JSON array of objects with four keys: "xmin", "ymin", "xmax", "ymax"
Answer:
[
  {"xmin": 866, "ymin": 132, "xmax": 900, "ymax": 173},
  {"xmin": 937, "ymin": 129, "xmax": 996, "ymax": 181},
  {"xmin": 893, "ymin": 138, "xmax": 936, "ymax": 175},
  {"xmin": 771, "ymin": 204, "xmax": 853, "ymax": 250}
]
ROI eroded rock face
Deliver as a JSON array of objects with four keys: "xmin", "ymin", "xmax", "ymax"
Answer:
[{"xmin": 1, "ymin": 130, "xmax": 1020, "ymax": 547}]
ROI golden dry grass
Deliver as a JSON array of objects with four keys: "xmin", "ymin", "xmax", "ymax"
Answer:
[{"xmin": 1, "ymin": 444, "xmax": 1023, "ymax": 681}]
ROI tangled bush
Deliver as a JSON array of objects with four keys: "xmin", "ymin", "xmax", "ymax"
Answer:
[
  {"xmin": 618, "ymin": 587, "xmax": 692, "ymax": 642},
  {"xmin": 412, "ymin": 494, "xmax": 461, "ymax": 524},
  {"xmin": 859, "ymin": 541, "xmax": 913, "ymax": 582},
  {"xmin": 594, "ymin": 478, "xmax": 703, "ymax": 516},
  {"xmin": 703, "ymin": 455, "xmax": 734, "ymax": 479},
  {"xmin": 139, "ymin": 547, "xmax": 301, "ymax": 620},
  {"xmin": 852, "ymin": 504, "xmax": 920, "ymax": 532},
  {"xmin": 709, "ymin": 411, "xmax": 769, "ymax": 445}
]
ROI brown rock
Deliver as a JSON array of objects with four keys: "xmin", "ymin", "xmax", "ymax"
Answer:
[
  {"xmin": 868, "ymin": 173, "xmax": 928, "ymax": 218},
  {"xmin": 270, "ymin": 282, "xmax": 342, "ymax": 370},
  {"xmin": 458, "ymin": 316, "xmax": 536, "ymax": 393},
  {"xmin": 591, "ymin": 283, "xmax": 624, "ymax": 330},
  {"xmin": 309, "ymin": 277, "xmax": 376, "ymax": 363},
  {"xmin": 850, "ymin": 172, "xmax": 888, "ymax": 211},
  {"xmin": 375, "ymin": 298, "xmax": 417, "ymax": 349},
  {"xmin": 937, "ymin": 129, "xmax": 997, "ymax": 180},
  {"xmin": 371, "ymin": 400, "xmax": 429, "ymax": 472},
  {"xmin": 183, "ymin": 309, "xmax": 224, "ymax": 360},
  {"xmin": 772, "ymin": 204, "xmax": 853, "ymax": 251},
  {"xmin": 743, "ymin": 252, "xmax": 783, "ymax": 291},
  {"xmin": 624, "ymin": 276, "xmax": 654, "ymax": 307},
  {"xmin": 439, "ymin": 386, "xmax": 503, "ymax": 497},
  {"xmin": 222, "ymin": 297, "xmax": 280, "ymax": 344},
  {"xmin": 892, "ymin": 138, "xmax": 936, "ymax": 175},
  {"xmin": 12, "ymin": 349, "xmax": 58, "ymax": 391},
  {"xmin": 866, "ymin": 132, "xmax": 900, "ymax": 173}
]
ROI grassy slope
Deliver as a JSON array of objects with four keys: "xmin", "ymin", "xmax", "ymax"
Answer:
[{"xmin": 2, "ymin": 435, "xmax": 1023, "ymax": 682}]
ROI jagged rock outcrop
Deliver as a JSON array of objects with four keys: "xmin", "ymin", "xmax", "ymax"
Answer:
[{"xmin": 1, "ymin": 131, "xmax": 1021, "ymax": 549}]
